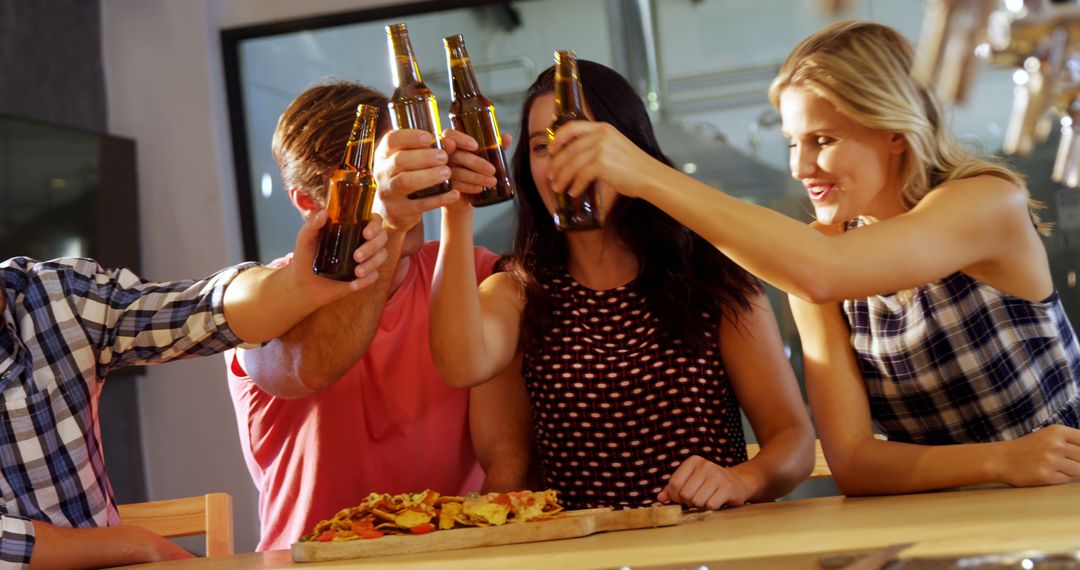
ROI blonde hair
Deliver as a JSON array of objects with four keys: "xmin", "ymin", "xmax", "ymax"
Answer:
[{"xmin": 768, "ymin": 20, "xmax": 1048, "ymax": 234}]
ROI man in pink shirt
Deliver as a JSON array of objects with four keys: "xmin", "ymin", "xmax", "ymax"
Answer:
[{"xmin": 225, "ymin": 82, "xmax": 531, "ymax": 551}]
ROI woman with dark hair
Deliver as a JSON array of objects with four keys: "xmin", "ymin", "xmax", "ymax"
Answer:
[{"xmin": 430, "ymin": 60, "xmax": 814, "ymax": 510}]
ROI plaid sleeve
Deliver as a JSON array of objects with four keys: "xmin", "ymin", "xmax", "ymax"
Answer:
[
  {"xmin": 66, "ymin": 260, "xmax": 262, "ymax": 372},
  {"xmin": 0, "ymin": 514, "xmax": 35, "ymax": 569}
]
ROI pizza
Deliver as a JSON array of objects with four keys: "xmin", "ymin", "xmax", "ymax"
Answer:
[{"xmin": 300, "ymin": 489, "xmax": 564, "ymax": 543}]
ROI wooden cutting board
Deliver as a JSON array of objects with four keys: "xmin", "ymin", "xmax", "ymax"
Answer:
[{"xmin": 291, "ymin": 504, "xmax": 684, "ymax": 563}]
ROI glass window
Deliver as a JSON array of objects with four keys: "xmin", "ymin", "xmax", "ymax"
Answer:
[{"xmin": 230, "ymin": 0, "xmax": 615, "ymax": 262}]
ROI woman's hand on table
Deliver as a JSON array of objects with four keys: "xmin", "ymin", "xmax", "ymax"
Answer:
[
  {"xmin": 992, "ymin": 424, "xmax": 1080, "ymax": 487},
  {"xmin": 658, "ymin": 455, "xmax": 754, "ymax": 510}
]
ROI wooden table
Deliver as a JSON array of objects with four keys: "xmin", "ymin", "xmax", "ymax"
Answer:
[{"xmin": 130, "ymin": 482, "xmax": 1080, "ymax": 569}]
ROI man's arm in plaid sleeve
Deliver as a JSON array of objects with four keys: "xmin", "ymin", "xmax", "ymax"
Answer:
[
  {"xmin": 1, "ymin": 514, "xmax": 33, "ymax": 569},
  {"xmin": 22, "ymin": 519, "xmax": 190, "ymax": 569},
  {"xmin": 218, "ymin": 212, "xmax": 388, "ymax": 343},
  {"xmin": 92, "ymin": 213, "xmax": 390, "ymax": 370}
]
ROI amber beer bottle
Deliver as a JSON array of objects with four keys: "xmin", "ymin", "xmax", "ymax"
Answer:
[
  {"xmin": 312, "ymin": 104, "xmax": 380, "ymax": 281},
  {"xmin": 443, "ymin": 34, "xmax": 515, "ymax": 207},
  {"xmin": 548, "ymin": 50, "xmax": 600, "ymax": 230},
  {"xmin": 386, "ymin": 23, "xmax": 451, "ymax": 199}
]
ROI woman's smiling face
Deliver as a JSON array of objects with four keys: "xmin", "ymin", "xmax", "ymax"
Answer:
[{"xmin": 780, "ymin": 85, "xmax": 906, "ymax": 225}]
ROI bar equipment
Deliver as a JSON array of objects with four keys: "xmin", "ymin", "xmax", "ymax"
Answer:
[{"xmin": 913, "ymin": 0, "xmax": 1080, "ymax": 187}]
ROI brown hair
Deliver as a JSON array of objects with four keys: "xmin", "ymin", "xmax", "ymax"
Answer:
[{"xmin": 272, "ymin": 80, "xmax": 391, "ymax": 208}]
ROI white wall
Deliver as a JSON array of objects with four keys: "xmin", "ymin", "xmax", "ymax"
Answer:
[{"xmin": 100, "ymin": 0, "xmax": 412, "ymax": 553}]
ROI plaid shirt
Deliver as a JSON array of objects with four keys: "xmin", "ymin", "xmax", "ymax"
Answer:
[
  {"xmin": 0, "ymin": 257, "xmax": 255, "ymax": 568},
  {"xmin": 843, "ymin": 270, "xmax": 1080, "ymax": 445}
]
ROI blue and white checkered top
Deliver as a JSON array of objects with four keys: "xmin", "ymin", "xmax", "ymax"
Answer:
[
  {"xmin": 843, "ymin": 270, "xmax": 1080, "ymax": 445},
  {"xmin": 0, "ymin": 257, "xmax": 255, "ymax": 568}
]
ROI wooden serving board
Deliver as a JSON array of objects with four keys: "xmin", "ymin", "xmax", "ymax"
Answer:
[{"xmin": 291, "ymin": 504, "xmax": 684, "ymax": 563}]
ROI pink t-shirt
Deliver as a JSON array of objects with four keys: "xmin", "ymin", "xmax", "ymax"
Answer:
[{"xmin": 226, "ymin": 241, "xmax": 499, "ymax": 551}]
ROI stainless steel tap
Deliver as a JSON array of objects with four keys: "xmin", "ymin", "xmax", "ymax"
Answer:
[
  {"xmin": 1002, "ymin": 28, "xmax": 1070, "ymax": 154},
  {"xmin": 912, "ymin": 0, "xmax": 997, "ymax": 104},
  {"xmin": 989, "ymin": 2, "xmax": 1079, "ymax": 155},
  {"xmin": 1054, "ymin": 103, "xmax": 1080, "ymax": 186},
  {"xmin": 915, "ymin": 0, "xmax": 1080, "ymax": 186},
  {"xmin": 1052, "ymin": 74, "xmax": 1080, "ymax": 186}
]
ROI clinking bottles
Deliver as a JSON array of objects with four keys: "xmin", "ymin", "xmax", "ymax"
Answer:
[
  {"xmin": 548, "ymin": 50, "xmax": 601, "ymax": 231},
  {"xmin": 312, "ymin": 104, "xmax": 380, "ymax": 281},
  {"xmin": 386, "ymin": 23, "xmax": 452, "ymax": 200},
  {"xmin": 443, "ymin": 34, "xmax": 515, "ymax": 207}
]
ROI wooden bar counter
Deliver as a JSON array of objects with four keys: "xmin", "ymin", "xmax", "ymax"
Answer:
[{"xmin": 130, "ymin": 481, "xmax": 1080, "ymax": 569}]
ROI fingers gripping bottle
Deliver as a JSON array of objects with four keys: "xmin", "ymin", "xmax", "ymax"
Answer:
[
  {"xmin": 313, "ymin": 104, "xmax": 380, "ymax": 281},
  {"xmin": 548, "ymin": 50, "xmax": 600, "ymax": 230},
  {"xmin": 444, "ymin": 34, "xmax": 515, "ymax": 207},
  {"xmin": 386, "ymin": 23, "xmax": 452, "ymax": 199}
]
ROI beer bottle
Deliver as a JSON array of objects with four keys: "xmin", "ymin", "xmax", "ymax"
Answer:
[
  {"xmin": 443, "ymin": 34, "xmax": 515, "ymax": 207},
  {"xmin": 313, "ymin": 104, "xmax": 380, "ymax": 281},
  {"xmin": 548, "ymin": 50, "xmax": 600, "ymax": 231},
  {"xmin": 386, "ymin": 23, "xmax": 452, "ymax": 199}
]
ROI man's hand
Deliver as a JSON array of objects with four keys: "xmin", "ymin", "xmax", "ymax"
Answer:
[
  {"xmin": 658, "ymin": 455, "xmax": 755, "ymax": 510},
  {"xmin": 137, "ymin": 528, "xmax": 194, "ymax": 562},
  {"xmin": 373, "ymin": 129, "xmax": 462, "ymax": 233},
  {"xmin": 288, "ymin": 211, "xmax": 388, "ymax": 306},
  {"xmin": 222, "ymin": 212, "xmax": 389, "ymax": 344}
]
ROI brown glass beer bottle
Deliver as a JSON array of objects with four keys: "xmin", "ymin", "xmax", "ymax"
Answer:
[
  {"xmin": 443, "ymin": 34, "xmax": 515, "ymax": 207},
  {"xmin": 386, "ymin": 23, "xmax": 452, "ymax": 199},
  {"xmin": 548, "ymin": 50, "xmax": 600, "ymax": 231},
  {"xmin": 313, "ymin": 104, "xmax": 380, "ymax": 281}
]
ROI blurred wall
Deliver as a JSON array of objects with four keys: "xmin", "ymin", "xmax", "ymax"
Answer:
[{"xmin": 0, "ymin": 0, "xmax": 149, "ymax": 508}]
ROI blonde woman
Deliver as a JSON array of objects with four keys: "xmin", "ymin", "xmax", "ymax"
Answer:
[{"xmin": 547, "ymin": 20, "xmax": 1080, "ymax": 495}]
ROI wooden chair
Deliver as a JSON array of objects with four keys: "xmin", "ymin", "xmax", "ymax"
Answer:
[
  {"xmin": 746, "ymin": 439, "xmax": 832, "ymax": 479},
  {"xmin": 117, "ymin": 492, "xmax": 234, "ymax": 557}
]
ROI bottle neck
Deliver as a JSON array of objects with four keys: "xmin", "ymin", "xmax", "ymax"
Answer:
[
  {"xmin": 554, "ymin": 55, "xmax": 586, "ymax": 116},
  {"xmin": 388, "ymin": 30, "xmax": 423, "ymax": 87},
  {"xmin": 344, "ymin": 110, "xmax": 379, "ymax": 173},
  {"xmin": 446, "ymin": 44, "xmax": 481, "ymax": 100}
]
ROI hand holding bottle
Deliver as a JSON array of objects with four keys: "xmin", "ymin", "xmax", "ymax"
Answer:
[
  {"xmin": 372, "ymin": 129, "xmax": 462, "ymax": 233},
  {"xmin": 445, "ymin": 129, "xmax": 512, "ymax": 196},
  {"xmin": 292, "ymin": 211, "xmax": 388, "ymax": 301},
  {"xmin": 548, "ymin": 50, "xmax": 600, "ymax": 230},
  {"xmin": 386, "ymin": 23, "xmax": 452, "ymax": 199},
  {"xmin": 444, "ymin": 34, "xmax": 516, "ymax": 207},
  {"xmin": 548, "ymin": 119, "xmax": 667, "ymax": 202}
]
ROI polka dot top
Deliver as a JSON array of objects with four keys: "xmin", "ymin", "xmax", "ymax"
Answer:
[{"xmin": 522, "ymin": 271, "xmax": 748, "ymax": 510}]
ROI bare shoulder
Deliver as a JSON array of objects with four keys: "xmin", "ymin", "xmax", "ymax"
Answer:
[
  {"xmin": 479, "ymin": 271, "xmax": 526, "ymax": 309},
  {"xmin": 480, "ymin": 270, "xmax": 519, "ymax": 290},
  {"xmin": 919, "ymin": 174, "xmax": 1030, "ymax": 214}
]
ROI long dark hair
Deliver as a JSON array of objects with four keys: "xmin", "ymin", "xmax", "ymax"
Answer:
[{"xmin": 510, "ymin": 60, "xmax": 762, "ymax": 353}]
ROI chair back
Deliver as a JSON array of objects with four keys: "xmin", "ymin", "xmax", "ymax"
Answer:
[{"xmin": 118, "ymin": 492, "xmax": 233, "ymax": 556}]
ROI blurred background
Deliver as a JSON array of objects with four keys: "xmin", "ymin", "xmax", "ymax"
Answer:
[{"xmin": 1, "ymin": 0, "xmax": 1076, "ymax": 554}]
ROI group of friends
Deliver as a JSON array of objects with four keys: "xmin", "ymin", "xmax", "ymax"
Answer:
[{"xmin": 1, "ymin": 20, "xmax": 1078, "ymax": 569}]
